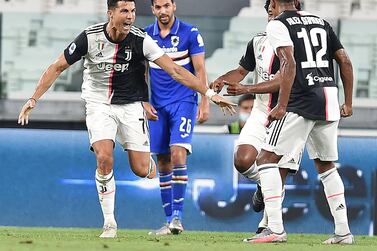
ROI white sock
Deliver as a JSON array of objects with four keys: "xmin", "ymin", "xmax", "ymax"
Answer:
[
  {"xmin": 242, "ymin": 164, "xmax": 260, "ymax": 184},
  {"xmin": 258, "ymin": 187, "xmax": 286, "ymax": 229},
  {"xmin": 258, "ymin": 163, "xmax": 284, "ymax": 233},
  {"xmin": 319, "ymin": 168, "xmax": 350, "ymax": 236},
  {"xmin": 95, "ymin": 169, "xmax": 116, "ymax": 226},
  {"xmin": 258, "ymin": 210, "xmax": 268, "ymax": 229}
]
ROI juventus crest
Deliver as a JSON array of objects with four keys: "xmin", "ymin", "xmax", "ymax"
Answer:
[{"xmin": 125, "ymin": 48, "xmax": 132, "ymax": 61}]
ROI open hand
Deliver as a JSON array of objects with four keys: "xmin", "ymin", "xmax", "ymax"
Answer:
[
  {"xmin": 18, "ymin": 99, "xmax": 36, "ymax": 126},
  {"xmin": 210, "ymin": 95, "xmax": 237, "ymax": 115}
]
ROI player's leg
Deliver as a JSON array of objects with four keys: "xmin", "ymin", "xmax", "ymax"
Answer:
[
  {"xmin": 234, "ymin": 110, "xmax": 267, "ymax": 213},
  {"xmin": 92, "ymin": 140, "xmax": 117, "ymax": 238},
  {"xmin": 234, "ymin": 109, "xmax": 267, "ymax": 183},
  {"xmin": 307, "ymin": 120, "xmax": 353, "ymax": 244},
  {"xmin": 147, "ymin": 154, "xmax": 174, "ymax": 235},
  {"xmin": 148, "ymin": 107, "xmax": 174, "ymax": 235},
  {"xmin": 168, "ymin": 101, "xmax": 197, "ymax": 234},
  {"xmin": 249, "ymin": 113, "xmax": 309, "ymax": 243},
  {"xmin": 254, "ymin": 168, "xmax": 288, "ymax": 235},
  {"xmin": 85, "ymin": 101, "xmax": 118, "ymax": 238},
  {"xmin": 115, "ymin": 102, "xmax": 156, "ymax": 178},
  {"xmin": 169, "ymin": 145, "xmax": 187, "ymax": 234},
  {"xmin": 128, "ymin": 150, "xmax": 156, "ymax": 178}
]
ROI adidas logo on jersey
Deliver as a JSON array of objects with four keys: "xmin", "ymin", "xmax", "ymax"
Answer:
[
  {"xmin": 336, "ymin": 203, "xmax": 345, "ymax": 211},
  {"xmin": 95, "ymin": 52, "xmax": 104, "ymax": 58}
]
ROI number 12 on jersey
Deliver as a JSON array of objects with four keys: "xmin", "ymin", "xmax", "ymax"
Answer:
[{"xmin": 297, "ymin": 28, "xmax": 329, "ymax": 69}]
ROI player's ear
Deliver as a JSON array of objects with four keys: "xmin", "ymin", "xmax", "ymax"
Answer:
[
  {"xmin": 271, "ymin": 0, "xmax": 277, "ymax": 9},
  {"xmin": 107, "ymin": 9, "xmax": 113, "ymax": 20},
  {"xmin": 172, "ymin": 2, "xmax": 177, "ymax": 12}
]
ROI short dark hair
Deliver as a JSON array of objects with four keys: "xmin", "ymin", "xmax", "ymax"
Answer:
[
  {"xmin": 264, "ymin": 0, "xmax": 301, "ymax": 13},
  {"xmin": 151, "ymin": 0, "xmax": 175, "ymax": 6},
  {"xmin": 107, "ymin": 0, "xmax": 135, "ymax": 10},
  {"xmin": 238, "ymin": 94, "xmax": 255, "ymax": 106}
]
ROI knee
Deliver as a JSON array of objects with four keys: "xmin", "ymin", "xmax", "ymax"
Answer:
[
  {"xmin": 170, "ymin": 148, "xmax": 186, "ymax": 166},
  {"xmin": 96, "ymin": 153, "xmax": 113, "ymax": 174},
  {"xmin": 131, "ymin": 159, "xmax": 151, "ymax": 178},
  {"xmin": 234, "ymin": 152, "xmax": 255, "ymax": 173},
  {"xmin": 315, "ymin": 159, "xmax": 335, "ymax": 174}
]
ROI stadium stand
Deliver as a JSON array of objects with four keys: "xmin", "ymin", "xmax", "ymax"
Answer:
[{"xmin": 0, "ymin": 0, "xmax": 377, "ymax": 127}]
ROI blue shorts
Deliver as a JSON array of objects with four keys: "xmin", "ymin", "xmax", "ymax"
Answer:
[{"xmin": 149, "ymin": 102, "xmax": 198, "ymax": 154}]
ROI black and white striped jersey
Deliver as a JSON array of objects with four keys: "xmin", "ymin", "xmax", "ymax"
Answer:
[
  {"xmin": 267, "ymin": 11, "xmax": 344, "ymax": 121},
  {"xmin": 64, "ymin": 23, "xmax": 164, "ymax": 105},
  {"xmin": 239, "ymin": 32, "xmax": 279, "ymax": 115}
]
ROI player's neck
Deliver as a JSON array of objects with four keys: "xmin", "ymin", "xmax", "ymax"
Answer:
[
  {"xmin": 158, "ymin": 16, "xmax": 176, "ymax": 37},
  {"xmin": 106, "ymin": 23, "xmax": 128, "ymax": 43},
  {"xmin": 278, "ymin": 3, "xmax": 297, "ymax": 13}
]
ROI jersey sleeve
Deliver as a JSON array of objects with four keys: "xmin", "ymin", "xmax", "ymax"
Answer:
[
  {"xmin": 239, "ymin": 38, "xmax": 256, "ymax": 71},
  {"xmin": 327, "ymin": 23, "xmax": 344, "ymax": 56},
  {"xmin": 143, "ymin": 34, "xmax": 165, "ymax": 62},
  {"xmin": 266, "ymin": 20, "xmax": 293, "ymax": 53},
  {"xmin": 63, "ymin": 31, "xmax": 88, "ymax": 65},
  {"xmin": 188, "ymin": 27, "xmax": 205, "ymax": 55}
]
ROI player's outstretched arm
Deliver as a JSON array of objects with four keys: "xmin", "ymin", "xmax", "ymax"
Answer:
[
  {"xmin": 334, "ymin": 49, "xmax": 354, "ymax": 118},
  {"xmin": 268, "ymin": 46, "xmax": 296, "ymax": 122},
  {"xmin": 211, "ymin": 66, "xmax": 249, "ymax": 93},
  {"xmin": 18, "ymin": 53, "xmax": 70, "ymax": 125},
  {"xmin": 153, "ymin": 54, "xmax": 237, "ymax": 115},
  {"xmin": 191, "ymin": 53, "xmax": 210, "ymax": 123}
]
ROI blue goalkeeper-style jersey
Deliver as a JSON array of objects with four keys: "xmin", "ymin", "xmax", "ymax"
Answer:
[{"xmin": 145, "ymin": 18, "xmax": 205, "ymax": 108}]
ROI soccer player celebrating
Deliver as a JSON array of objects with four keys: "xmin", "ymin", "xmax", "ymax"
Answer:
[
  {"xmin": 145, "ymin": 0, "xmax": 210, "ymax": 235},
  {"xmin": 18, "ymin": 0, "xmax": 235, "ymax": 239},
  {"xmin": 251, "ymin": 0, "xmax": 354, "ymax": 244},
  {"xmin": 211, "ymin": 0, "xmax": 303, "ymax": 235}
]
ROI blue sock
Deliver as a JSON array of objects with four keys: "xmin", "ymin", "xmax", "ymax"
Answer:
[
  {"xmin": 172, "ymin": 165, "xmax": 188, "ymax": 220},
  {"xmin": 159, "ymin": 171, "xmax": 173, "ymax": 223}
]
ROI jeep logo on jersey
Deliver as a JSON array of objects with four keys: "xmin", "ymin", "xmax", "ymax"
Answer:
[
  {"xmin": 306, "ymin": 73, "xmax": 333, "ymax": 86},
  {"xmin": 171, "ymin": 36, "xmax": 180, "ymax": 47},
  {"xmin": 97, "ymin": 63, "xmax": 129, "ymax": 72},
  {"xmin": 125, "ymin": 48, "xmax": 132, "ymax": 61},
  {"xmin": 257, "ymin": 66, "xmax": 275, "ymax": 81}
]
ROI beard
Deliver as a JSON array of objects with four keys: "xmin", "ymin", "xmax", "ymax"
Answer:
[{"xmin": 158, "ymin": 14, "xmax": 172, "ymax": 25}]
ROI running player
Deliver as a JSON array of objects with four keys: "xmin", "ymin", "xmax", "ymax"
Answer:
[
  {"xmin": 251, "ymin": 0, "xmax": 354, "ymax": 244},
  {"xmin": 211, "ymin": 0, "xmax": 303, "ymax": 235},
  {"xmin": 17, "ymin": 0, "xmax": 235, "ymax": 239},
  {"xmin": 145, "ymin": 0, "xmax": 210, "ymax": 235}
]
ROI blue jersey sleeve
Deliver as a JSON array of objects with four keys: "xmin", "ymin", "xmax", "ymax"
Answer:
[{"xmin": 188, "ymin": 27, "xmax": 205, "ymax": 56}]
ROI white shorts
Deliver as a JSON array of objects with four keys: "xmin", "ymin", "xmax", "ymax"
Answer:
[
  {"xmin": 263, "ymin": 112, "xmax": 339, "ymax": 162},
  {"xmin": 237, "ymin": 109, "xmax": 302, "ymax": 172},
  {"xmin": 85, "ymin": 101, "xmax": 150, "ymax": 152}
]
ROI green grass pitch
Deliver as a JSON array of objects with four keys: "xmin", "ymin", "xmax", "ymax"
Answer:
[{"xmin": 1, "ymin": 227, "xmax": 376, "ymax": 251}]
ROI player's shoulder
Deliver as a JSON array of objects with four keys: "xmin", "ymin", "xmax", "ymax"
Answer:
[
  {"xmin": 248, "ymin": 32, "xmax": 266, "ymax": 45},
  {"xmin": 84, "ymin": 22, "xmax": 106, "ymax": 35},
  {"xmin": 178, "ymin": 19, "xmax": 200, "ymax": 34},
  {"xmin": 144, "ymin": 23, "xmax": 154, "ymax": 34},
  {"xmin": 130, "ymin": 26, "xmax": 147, "ymax": 39},
  {"xmin": 254, "ymin": 32, "xmax": 267, "ymax": 38}
]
